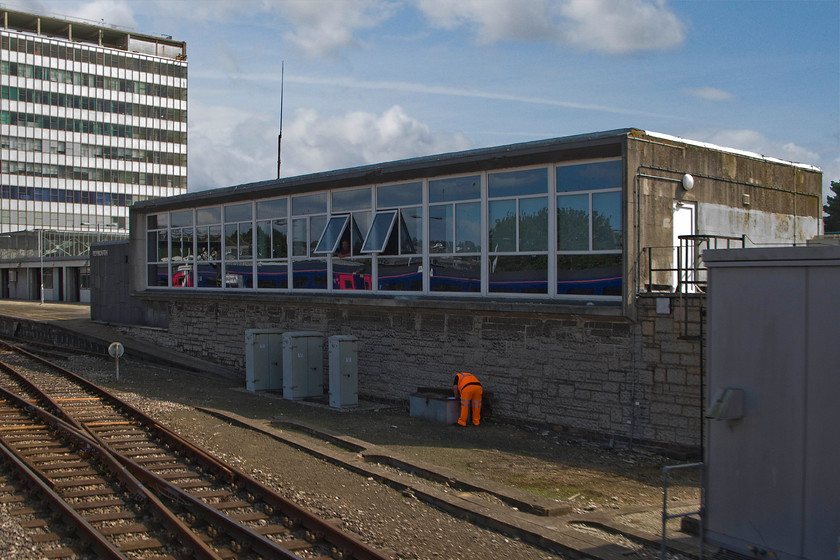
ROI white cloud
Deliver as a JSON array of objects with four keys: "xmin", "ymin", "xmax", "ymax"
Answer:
[
  {"xmin": 691, "ymin": 129, "xmax": 819, "ymax": 165},
  {"xmin": 282, "ymin": 105, "xmax": 471, "ymax": 177},
  {"xmin": 558, "ymin": 0, "xmax": 685, "ymax": 54},
  {"xmin": 187, "ymin": 103, "xmax": 472, "ymax": 191},
  {"xmin": 414, "ymin": 0, "xmax": 555, "ymax": 42},
  {"xmin": 26, "ymin": 0, "xmax": 137, "ymax": 27},
  {"xmin": 278, "ymin": 0, "xmax": 395, "ymax": 57},
  {"xmin": 684, "ymin": 87, "xmax": 734, "ymax": 102},
  {"xmin": 415, "ymin": 0, "xmax": 685, "ymax": 53},
  {"xmin": 187, "ymin": 103, "xmax": 279, "ymax": 191}
]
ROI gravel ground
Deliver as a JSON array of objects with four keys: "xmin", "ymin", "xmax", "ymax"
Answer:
[{"xmin": 1, "ymin": 349, "xmax": 702, "ymax": 559}]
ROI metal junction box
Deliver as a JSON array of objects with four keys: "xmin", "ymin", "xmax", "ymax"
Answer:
[
  {"xmin": 705, "ymin": 246, "xmax": 840, "ymax": 560},
  {"xmin": 282, "ymin": 332, "xmax": 324, "ymax": 400},
  {"xmin": 328, "ymin": 335, "xmax": 358, "ymax": 408},
  {"xmin": 245, "ymin": 329, "xmax": 284, "ymax": 392}
]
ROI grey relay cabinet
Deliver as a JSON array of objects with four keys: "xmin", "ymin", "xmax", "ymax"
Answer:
[
  {"xmin": 328, "ymin": 335, "xmax": 358, "ymax": 408},
  {"xmin": 282, "ymin": 332, "xmax": 324, "ymax": 400},
  {"xmin": 245, "ymin": 329, "xmax": 284, "ymax": 392}
]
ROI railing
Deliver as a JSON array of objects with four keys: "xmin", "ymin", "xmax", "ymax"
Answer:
[
  {"xmin": 642, "ymin": 234, "xmax": 746, "ymax": 294},
  {"xmin": 0, "ymin": 230, "xmax": 127, "ymax": 261},
  {"xmin": 662, "ymin": 461, "xmax": 705, "ymax": 560}
]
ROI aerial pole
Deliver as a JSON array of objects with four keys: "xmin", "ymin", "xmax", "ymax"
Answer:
[{"xmin": 277, "ymin": 61, "xmax": 284, "ymax": 179}]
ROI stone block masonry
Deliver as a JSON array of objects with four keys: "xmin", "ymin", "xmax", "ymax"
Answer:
[{"xmin": 122, "ymin": 294, "xmax": 704, "ymax": 451}]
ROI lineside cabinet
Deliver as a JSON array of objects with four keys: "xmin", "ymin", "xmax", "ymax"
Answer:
[{"xmin": 282, "ymin": 332, "xmax": 324, "ymax": 400}]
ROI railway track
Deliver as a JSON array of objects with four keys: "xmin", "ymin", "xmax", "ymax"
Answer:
[{"xmin": 0, "ymin": 338, "xmax": 391, "ymax": 560}]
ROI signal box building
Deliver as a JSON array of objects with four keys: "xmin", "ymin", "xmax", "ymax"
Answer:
[{"xmin": 99, "ymin": 128, "xmax": 822, "ymax": 451}]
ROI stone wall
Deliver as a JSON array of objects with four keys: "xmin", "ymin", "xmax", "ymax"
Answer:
[{"xmin": 117, "ymin": 294, "xmax": 704, "ymax": 451}]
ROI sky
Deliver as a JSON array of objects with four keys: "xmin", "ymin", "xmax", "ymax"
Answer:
[{"xmin": 17, "ymin": 0, "xmax": 840, "ymax": 197}]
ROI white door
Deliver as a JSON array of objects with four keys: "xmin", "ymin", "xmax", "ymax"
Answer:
[{"xmin": 673, "ymin": 201, "xmax": 696, "ymax": 292}]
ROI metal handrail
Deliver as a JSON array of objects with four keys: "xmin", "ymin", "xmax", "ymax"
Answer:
[
  {"xmin": 662, "ymin": 461, "xmax": 704, "ymax": 560},
  {"xmin": 643, "ymin": 234, "xmax": 746, "ymax": 294}
]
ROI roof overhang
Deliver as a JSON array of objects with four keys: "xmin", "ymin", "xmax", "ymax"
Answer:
[{"xmin": 135, "ymin": 128, "xmax": 633, "ymax": 213}]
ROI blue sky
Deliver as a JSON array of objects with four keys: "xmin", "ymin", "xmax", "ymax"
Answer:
[{"xmin": 22, "ymin": 0, "xmax": 840, "ymax": 196}]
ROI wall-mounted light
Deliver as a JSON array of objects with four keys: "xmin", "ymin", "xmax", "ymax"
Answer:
[{"xmin": 681, "ymin": 174, "xmax": 695, "ymax": 191}]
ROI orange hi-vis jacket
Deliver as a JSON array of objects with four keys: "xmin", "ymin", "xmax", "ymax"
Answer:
[{"xmin": 455, "ymin": 372, "xmax": 481, "ymax": 392}]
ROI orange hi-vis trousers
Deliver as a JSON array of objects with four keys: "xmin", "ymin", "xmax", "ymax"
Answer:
[{"xmin": 458, "ymin": 383, "xmax": 482, "ymax": 426}]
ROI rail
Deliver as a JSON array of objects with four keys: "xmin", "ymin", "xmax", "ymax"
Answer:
[
  {"xmin": 642, "ymin": 234, "xmax": 746, "ymax": 294},
  {"xmin": 0, "ymin": 338, "xmax": 392, "ymax": 560}
]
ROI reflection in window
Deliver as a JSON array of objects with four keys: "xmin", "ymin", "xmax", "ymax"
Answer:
[
  {"xmin": 257, "ymin": 261, "xmax": 287, "ymax": 289},
  {"xmin": 489, "ymin": 255, "xmax": 548, "ymax": 294},
  {"xmin": 292, "ymin": 259, "xmax": 327, "ymax": 289},
  {"xmin": 455, "ymin": 202, "xmax": 480, "ymax": 253},
  {"xmin": 399, "ymin": 208, "xmax": 422, "ymax": 254},
  {"xmin": 429, "ymin": 175, "xmax": 480, "ymax": 203},
  {"xmin": 332, "ymin": 188, "xmax": 370, "ymax": 212},
  {"xmin": 197, "ymin": 206, "xmax": 221, "ymax": 225},
  {"xmin": 557, "ymin": 254, "xmax": 622, "ymax": 296},
  {"xmin": 148, "ymin": 264, "xmax": 168, "ymax": 286},
  {"xmin": 429, "ymin": 205, "xmax": 453, "ymax": 253},
  {"xmin": 556, "ymin": 160, "xmax": 621, "ymax": 192},
  {"xmin": 143, "ymin": 159, "xmax": 623, "ymax": 299},
  {"xmin": 224, "ymin": 202, "xmax": 251, "ymax": 223},
  {"xmin": 172, "ymin": 262, "xmax": 193, "ymax": 287},
  {"xmin": 257, "ymin": 219, "xmax": 287, "ymax": 259},
  {"xmin": 378, "ymin": 257, "xmax": 423, "ymax": 291},
  {"xmin": 225, "ymin": 223, "xmax": 253, "ymax": 260},
  {"xmin": 171, "ymin": 227, "xmax": 193, "ymax": 261},
  {"xmin": 292, "ymin": 193, "xmax": 327, "ymax": 215},
  {"xmin": 430, "ymin": 256, "xmax": 480, "ymax": 293},
  {"xmin": 256, "ymin": 198, "xmax": 287, "ymax": 220},
  {"xmin": 377, "ymin": 182, "xmax": 422, "ymax": 207},
  {"xmin": 557, "ymin": 194, "xmax": 589, "ymax": 251},
  {"xmin": 519, "ymin": 198, "xmax": 548, "ymax": 251},
  {"xmin": 224, "ymin": 261, "xmax": 253, "ymax": 288},
  {"xmin": 488, "ymin": 168, "xmax": 547, "ymax": 198},
  {"xmin": 195, "ymin": 261, "xmax": 221, "ymax": 288},
  {"xmin": 592, "ymin": 191, "xmax": 622, "ymax": 251},
  {"xmin": 489, "ymin": 199, "xmax": 516, "ymax": 252},
  {"xmin": 292, "ymin": 219, "xmax": 308, "ymax": 257}
]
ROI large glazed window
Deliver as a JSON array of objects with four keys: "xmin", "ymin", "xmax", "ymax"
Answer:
[
  {"xmin": 256, "ymin": 198, "xmax": 288, "ymax": 289},
  {"xmin": 142, "ymin": 158, "xmax": 624, "ymax": 301},
  {"xmin": 193, "ymin": 206, "xmax": 222, "ymax": 288},
  {"xmin": 146, "ymin": 213, "xmax": 169, "ymax": 287},
  {"xmin": 429, "ymin": 175, "xmax": 480, "ymax": 293},
  {"xmin": 556, "ymin": 160, "xmax": 622, "ymax": 297},
  {"xmin": 488, "ymin": 168, "xmax": 548, "ymax": 294},
  {"xmin": 373, "ymin": 182, "xmax": 423, "ymax": 292},
  {"xmin": 326, "ymin": 188, "xmax": 372, "ymax": 291},
  {"xmin": 291, "ymin": 193, "xmax": 328, "ymax": 289},
  {"xmin": 223, "ymin": 203, "xmax": 253, "ymax": 289}
]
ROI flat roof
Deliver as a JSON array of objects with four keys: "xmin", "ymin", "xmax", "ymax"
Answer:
[
  {"xmin": 1, "ymin": 7, "xmax": 185, "ymax": 59},
  {"xmin": 134, "ymin": 127, "xmax": 822, "ymax": 213},
  {"xmin": 135, "ymin": 128, "xmax": 632, "ymax": 212}
]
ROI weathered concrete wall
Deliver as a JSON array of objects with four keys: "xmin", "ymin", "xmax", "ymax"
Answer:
[
  {"xmin": 90, "ymin": 241, "xmax": 169, "ymax": 328},
  {"xmin": 116, "ymin": 293, "xmax": 704, "ymax": 451},
  {"xmin": 0, "ymin": 315, "xmax": 110, "ymax": 354},
  {"xmin": 626, "ymin": 133, "xmax": 823, "ymax": 298}
]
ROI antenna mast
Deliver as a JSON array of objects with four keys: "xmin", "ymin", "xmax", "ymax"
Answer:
[{"xmin": 277, "ymin": 61, "xmax": 284, "ymax": 179}]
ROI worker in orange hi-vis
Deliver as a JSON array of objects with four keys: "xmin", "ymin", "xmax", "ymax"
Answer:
[{"xmin": 453, "ymin": 372, "xmax": 483, "ymax": 426}]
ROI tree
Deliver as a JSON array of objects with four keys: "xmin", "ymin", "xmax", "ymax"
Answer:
[{"xmin": 824, "ymin": 180, "xmax": 840, "ymax": 233}]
